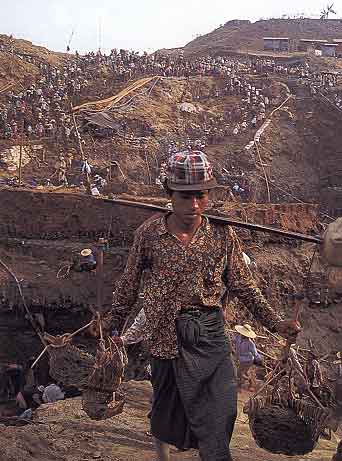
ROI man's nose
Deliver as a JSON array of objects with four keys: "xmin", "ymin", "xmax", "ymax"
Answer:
[{"xmin": 190, "ymin": 197, "xmax": 200, "ymax": 209}]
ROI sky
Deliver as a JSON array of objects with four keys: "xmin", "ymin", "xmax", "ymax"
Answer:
[{"xmin": 0, "ymin": 0, "xmax": 339, "ymax": 54}]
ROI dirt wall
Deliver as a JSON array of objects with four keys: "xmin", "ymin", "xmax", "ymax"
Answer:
[
  {"xmin": 0, "ymin": 189, "xmax": 319, "ymax": 243},
  {"xmin": 0, "ymin": 189, "xmax": 335, "ymax": 381},
  {"xmin": 0, "ymin": 189, "xmax": 151, "ymax": 244}
]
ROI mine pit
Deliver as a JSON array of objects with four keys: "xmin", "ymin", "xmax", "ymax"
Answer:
[{"xmin": 0, "ymin": 18, "xmax": 342, "ymax": 460}]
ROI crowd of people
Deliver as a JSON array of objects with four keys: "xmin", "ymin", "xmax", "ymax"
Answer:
[
  {"xmin": 0, "ymin": 59, "xmax": 88, "ymax": 141},
  {"xmin": 309, "ymin": 71, "xmax": 342, "ymax": 109},
  {"xmin": 0, "ymin": 43, "xmax": 327, "ymax": 200},
  {"xmin": 0, "ymin": 41, "xmax": 311, "ymax": 143}
]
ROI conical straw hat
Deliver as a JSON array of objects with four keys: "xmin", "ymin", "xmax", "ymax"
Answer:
[
  {"xmin": 234, "ymin": 324, "xmax": 257, "ymax": 339},
  {"xmin": 81, "ymin": 248, "xmax": 92, "ymax": 257},
  {"xmin": 333, "ymin": 352, "xmax": 342, "ymax": 364}
]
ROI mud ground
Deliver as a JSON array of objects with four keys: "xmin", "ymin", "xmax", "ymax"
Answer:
[{"xmin": 0, "ymin": 381, "xmax": 338, "ymax": 461}]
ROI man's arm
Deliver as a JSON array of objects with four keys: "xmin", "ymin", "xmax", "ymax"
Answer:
[
  {"xmin": 226, "ymin": 227, "xmax": 282, "ymax": 332},
  {"xmin": 109, "ymin": 229, "xmax": 145, "ymax": 330},
  {"xmin": 250, "ymin": 342, "xmax": 262, "ymax": 361},
  {"xmin": 120, "ymin": 308, "xmax": 146, "ymax": 345}
]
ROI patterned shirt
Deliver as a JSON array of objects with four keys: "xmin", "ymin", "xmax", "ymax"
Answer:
[{"xmin": 110, "ymin": 214, "xmax": 282, "ymax": 359}]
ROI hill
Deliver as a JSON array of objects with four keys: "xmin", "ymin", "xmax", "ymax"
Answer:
[
  {"xmin": 182, "ymin": 18, "xmax": 342, "ymax": 56},
  {"xmin": 0, "ymin": 34, "xmax": 65, "ymax": 90}
]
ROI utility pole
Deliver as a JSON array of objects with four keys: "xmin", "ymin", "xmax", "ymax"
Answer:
[
  {"xmin": 18, "ymin": 133, "xmax": 24, "ymax": 186},
  {"xmin": 71, "ymin": 106, "xmax": 92, "ymax": 194},
  {"xmin": 96, "ymin": 237, "xmax": 107, "ymax": 314},
  {"xmin": 98, "ymin": 18, "xmax": 102, "ymax": 53}
]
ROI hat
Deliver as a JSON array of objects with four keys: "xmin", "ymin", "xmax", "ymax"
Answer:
[
  {"xmin": 234, "ymin": 324, "xmax": 257, "ymax": 339},
  {"xmin": 334, "ymin": 352, "xmax": 342, "ymax": 364},
  {"xmin": 166, "ymin": 150, "xmax": 218, "ymax": 191},
  {"xmin": 81, "ymin": 248, "xmax": 92, "ymax": 257}
]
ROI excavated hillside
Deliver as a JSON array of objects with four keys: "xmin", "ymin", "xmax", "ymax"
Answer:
[
  {"xmin": 0, "ymin": 33, "xmax": 340, "ymax": 215},
  {"xmin": 0, "ymin": 33, "xmax": 340, "ymax": 367},
  {"xmin": 182, "ymin": 18, "xmax": 342, "ymax": 56},
  {"xmin": 0, "ymin": 34, "xmax": 341, "ymax": 461},
  {"xmin": 4, "ymin": 74, "xmax": 336, "ymax": 215},
  {"xmin": 0, "ymin": 35, "xmax": 65, "ymax": 89}
]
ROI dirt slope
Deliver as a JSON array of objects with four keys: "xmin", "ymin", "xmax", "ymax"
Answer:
[
  {"xmin": 183, "ymin": 18, "xmax": 342, "ymax": 56},
  {"xmin": 0, "ymin": 35, "xmax": 65, "ymax": 90},
  {"xmin": 0, "ymin": 381, "xmax": 338, "ymax": 461}
]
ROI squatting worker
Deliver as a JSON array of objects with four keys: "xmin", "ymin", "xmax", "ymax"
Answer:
[{"xmin": 106, "ymin": 151, "xmax": 301, "ymax": 461}]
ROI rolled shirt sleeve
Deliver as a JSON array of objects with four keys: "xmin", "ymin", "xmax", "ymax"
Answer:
[
  {"xmin": 227, "ymin": 228, "xmax": 282, "ymax": 332},
  {"xmin": 109, "ymin": 228, "xmax": 145, "ymax": 329},
  {"xmin": 121, "ymin": 309, "xmax": 146, "ymax": 345}
]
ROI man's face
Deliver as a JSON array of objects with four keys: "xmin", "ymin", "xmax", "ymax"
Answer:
[{"xmin": 171, "ymin": 190, "xmax": 209, "ymax": 225}]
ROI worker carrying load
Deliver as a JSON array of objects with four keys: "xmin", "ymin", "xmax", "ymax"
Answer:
[{"xmin": 92, "ymin": 150, "xmax": 300, "ymax": 461}]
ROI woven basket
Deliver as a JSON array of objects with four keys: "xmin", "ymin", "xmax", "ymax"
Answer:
[
  {"xmin": 245, "ymin": 395, "xmax": 330, "ymax": 456},
  {"xmin": 45, "ymin": 334, "xmax": 127, "ymax": 420},
  {"xmin": 82, "ymin": 389, "xmax": 125, "ymax": 420},
  {"xmin": 48, "ymin": 342, "xmax": 95, "ymax": 389}
]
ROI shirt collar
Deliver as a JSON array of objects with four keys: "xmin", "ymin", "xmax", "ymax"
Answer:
[
  {"xmin": 156, "ymin": 213, "xmax": 210, "ymax": 236},
  {"xmin": 156, "ymin": 213, "xmax": 170, "ymax": 236}
]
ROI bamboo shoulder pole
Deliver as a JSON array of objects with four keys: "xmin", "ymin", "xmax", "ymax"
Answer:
[{"xmin": 103, "ymin": 197, "xmax": 322, "ymax": 244}]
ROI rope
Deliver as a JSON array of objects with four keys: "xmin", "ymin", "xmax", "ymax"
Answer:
[
  {"xmin": 255, "ymin": 141, "xmax": 271, "ymax": 202},
  {"xmin": 316, "ymin": 92, "xmax": 342, "ymax": 115},
  {"xmin": 0, "ymin": 81, "xmax": 15, "ymax": 94},
  {"xmin": 268, "ymin": 94, "xmax": 293, "ymax": 119},
  {"xmin": 72, "ymin": 76, "xmax": 159, "ymax": 113},
  {"xmin": 56, "ymin": 264, "xmax": 71, "ymax": 279}
]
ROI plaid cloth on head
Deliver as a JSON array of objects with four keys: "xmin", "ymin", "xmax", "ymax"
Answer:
[{"xmin": 167, "ymin": 150, "xmax": 218, "ymax": 191}]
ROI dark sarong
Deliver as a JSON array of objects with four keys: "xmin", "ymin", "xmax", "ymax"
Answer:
[{"xmin": 150, "ymin": 308, "xmax": 237, "ymax": 461}]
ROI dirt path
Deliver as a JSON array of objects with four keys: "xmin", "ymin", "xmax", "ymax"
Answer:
[{"xmin": 0, "ymin": 381, "xmax": 337, "ymax": 461}]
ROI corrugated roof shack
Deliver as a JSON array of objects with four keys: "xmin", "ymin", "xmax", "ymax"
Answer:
[
  {"xmin": 320, "ymin": 43, "xmax": 338, "ymax": 57},
  {"xmin": 298, "ymin": 39, "xmax": 327, "ymax": 52},
  {"xmin": 333, "ymin": 39, "xmax": 342, "ymax": 57},
  {"xmin": 263, "ymin": 37, "xmax": 289, "ymax": 52}
]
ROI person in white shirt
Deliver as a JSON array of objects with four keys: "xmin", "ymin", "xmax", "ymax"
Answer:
[{"xmin": 41, "ymin": 383, "xmax": 65, "ymax": 403}]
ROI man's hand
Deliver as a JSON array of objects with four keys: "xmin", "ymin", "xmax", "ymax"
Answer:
[
  {"xmin": 88, "ymin": 320, "xmax": 100, "ymax": 338},
  {"xmin": 276, "ymin": 319, "xmax": 302, "ymax": 341},
  {"xmin": 111, "ymin": 336, "xmax": 124, "ymax": 347},
  {"xmin": 87, "ymin": 311, "xmax": 112, "ymax": 338}
]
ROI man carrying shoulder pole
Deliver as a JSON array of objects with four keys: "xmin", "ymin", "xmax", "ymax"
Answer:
[{"xmin": 107, "ymin": 150, "xmax": 301, "ymax": 461}]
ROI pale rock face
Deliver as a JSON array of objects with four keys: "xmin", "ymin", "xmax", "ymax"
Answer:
[
  {"xmin": 178, "ymin": 102, "xmax": 201, "ymax": 113},
  {"xmin": 322, "ymin": 218, "xmax": 342, "ymax": 267},
  {"xmin": 328, "ymin": 267, "xmax": 342, "ymax": 292},
  {"xmin": 1, "ymin": 145, "xmax": 33, "ymax": 171}
]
